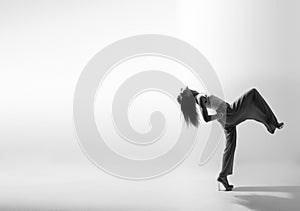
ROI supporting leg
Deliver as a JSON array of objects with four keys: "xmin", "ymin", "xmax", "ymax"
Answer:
[{"xmin": 219, "ymin": 126, "xmax": 237, "ymax": 177}]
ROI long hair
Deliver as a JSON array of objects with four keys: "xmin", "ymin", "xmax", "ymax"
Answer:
[{"xmin": 177, "ymin": 90, "xmax": 200, "ymax": 127}]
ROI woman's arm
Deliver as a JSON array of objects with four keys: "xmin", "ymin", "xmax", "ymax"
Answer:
[
  {"xmin": 190, "ymin": 89, "xmax": 199, "ymax": 97},
  {"xmin": 199, "ymin": 96, "xmax": 222, "ymax": 122}
]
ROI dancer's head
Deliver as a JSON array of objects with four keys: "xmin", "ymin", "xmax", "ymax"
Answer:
[{"xmin": 177, "ymin": 86, "xmax": 200, "ymax": 127}]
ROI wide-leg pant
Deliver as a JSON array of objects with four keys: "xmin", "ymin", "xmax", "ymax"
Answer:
[{"xmin": 218, "ymin": 88, "xmax": 280, "ymax": 177}]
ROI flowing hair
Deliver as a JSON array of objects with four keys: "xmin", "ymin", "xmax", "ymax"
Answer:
[{"xmin": 177, "ymin": 90, "xmax": 200, "ymax": 127}]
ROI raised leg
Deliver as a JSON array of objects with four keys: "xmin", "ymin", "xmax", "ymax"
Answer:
[
  {"xmin": 225, "ymin": 88, "xmax": 282, "ymax": 134},
  {"xmin": 248, "ymin": 88, "xmax": 281, "ymax": 133}
]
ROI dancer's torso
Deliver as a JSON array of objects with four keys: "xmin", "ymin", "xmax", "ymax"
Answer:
[
  {"xmin": 207, "ymin": 95, "xmax": 228, "ymax": 113},
  {"xmin": 207, "ymin": 95, "xmax": 229, "ymax": 128}
]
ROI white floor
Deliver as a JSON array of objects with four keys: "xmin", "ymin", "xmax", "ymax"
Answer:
[{"xmin": 0, "ymin": 161, "xmax": 299, "ymax": 211}]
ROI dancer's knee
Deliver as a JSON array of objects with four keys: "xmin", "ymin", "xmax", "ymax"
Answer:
[{"xmin": 251, "ymin": 88, "xmax": 258, "ymax": 93}]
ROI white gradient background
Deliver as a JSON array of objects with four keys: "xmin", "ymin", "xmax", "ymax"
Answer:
[{"xmin": 0, "ymin": 0, "xmax": 299, "ymax": 210}]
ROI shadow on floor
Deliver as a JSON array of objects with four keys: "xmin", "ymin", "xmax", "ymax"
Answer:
[{"xmin": 232, "ymin": 186, "xmax": 300, "ymax": 211}]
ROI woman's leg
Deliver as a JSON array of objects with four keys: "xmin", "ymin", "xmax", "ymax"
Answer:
[
  {"xmin": 225, "ymin": 88, "xmax": 281, "ymax": 134},
  {"xmin": 250, "ymin": 88, "xmax": 281, "ymax": 133},
  {"xmin": 217, "ymin": 88, "xmax": 283, "ymax": 190},
  {"xmin": 219, "ymin": 126, "xmax": 237, "ymax": 177}
]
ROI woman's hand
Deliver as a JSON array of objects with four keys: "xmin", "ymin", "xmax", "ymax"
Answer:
[
  {"xmin": 200, "ymin": 96, "xmax": 223, "ymax": 122},
  {"xmin": 206, "ymin": 112, "xmax": 223, "ymax": 122},
  {"xmin": 216, "ymin": 112, "xmax": 223, "ymax": 120}
]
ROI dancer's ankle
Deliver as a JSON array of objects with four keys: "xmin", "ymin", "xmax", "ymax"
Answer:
[{"xmin": 277, "ymin": 122, "xmax": 284, "ymax": 129}]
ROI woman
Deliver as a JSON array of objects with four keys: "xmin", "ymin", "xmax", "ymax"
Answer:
[{"xmin": 177, "ymin": 86, "xmax": 284, "ymax": 191}]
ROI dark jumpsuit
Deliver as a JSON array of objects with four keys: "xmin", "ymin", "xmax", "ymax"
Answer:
[{"xmin": 216, "ymin": 88, "xmax": 280, "ymax": 177}]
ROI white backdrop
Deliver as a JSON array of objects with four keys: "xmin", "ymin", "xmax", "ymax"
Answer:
[{"xmin": 0, "ymin": 0, "xmax": 299, "ymax": 210}]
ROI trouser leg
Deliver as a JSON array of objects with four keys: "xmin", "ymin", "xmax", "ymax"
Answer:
[
  {"xmin": 250, "ymin": 88, "xmax": 279, "ymax": 133},
  {"xmin": 225, "ymin": 88, "xmax": 279, "ymax": 133},
  {"xmin": 219, "ymin": 126, "xmax": 237, "ymax": 177}
]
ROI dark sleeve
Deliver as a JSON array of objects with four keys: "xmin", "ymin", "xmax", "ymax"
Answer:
[
  {"xmin": 190, "ymin": 89, "xmax": 199, "ymax": 97},
  {"xmin": 199, "ymin": 96, "xmax": 210, "ymax": 122}
]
